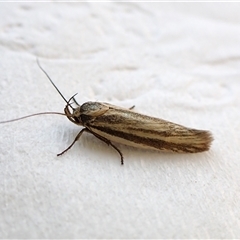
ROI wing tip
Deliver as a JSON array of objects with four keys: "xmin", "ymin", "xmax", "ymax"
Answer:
[{"xmin": 196, "ymin": 130, "xmax": 214, "ymax": 152}]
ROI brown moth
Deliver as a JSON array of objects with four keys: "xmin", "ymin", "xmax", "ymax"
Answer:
[{"xmin": 0, "ymin": 60, "xmax": 213, "ymax": 165}]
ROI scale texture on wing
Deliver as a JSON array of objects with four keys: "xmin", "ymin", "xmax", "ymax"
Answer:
[{"xmin": 85, "ymin": 104, "xmax": 213, "ymax": 153}]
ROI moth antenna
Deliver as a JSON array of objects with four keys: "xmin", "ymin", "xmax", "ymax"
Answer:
[
  {"xmin": 73, "ymin": 97, "xmax": 80, "ymax": 105},
  {"xmin": 68, "ymin": 93, "xmax": 78, "ymax": 104},
  {"xmin": 0, "ymin": 112, "xmax": 66, "ymax": 124},
  {"xmin": 36, "ymin": 58, "xmax": 74, "ymax": 110}
]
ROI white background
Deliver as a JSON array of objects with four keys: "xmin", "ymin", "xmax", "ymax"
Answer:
[{"xmin": 0, "ymin": 2, "xmax": 239, "ymax": 238}]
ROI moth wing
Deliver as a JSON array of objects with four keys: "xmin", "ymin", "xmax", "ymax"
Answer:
[{"xmin": 87, "ymin": 107, "xmax": 213, "ymax": 153}]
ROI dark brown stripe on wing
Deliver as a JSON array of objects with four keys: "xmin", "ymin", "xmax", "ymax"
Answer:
[{"xmin": 90, "ymin": 125, "xmax": 210, "ymax": 153}]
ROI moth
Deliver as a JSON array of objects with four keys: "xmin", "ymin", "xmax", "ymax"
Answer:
[{"xmin": 0, "ymin": 60, "xmax": 213, "ymax": 165}]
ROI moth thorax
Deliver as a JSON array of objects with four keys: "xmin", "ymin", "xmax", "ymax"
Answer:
[{"xmin": 80, "ymin": 102, "xmax": 108, "ymax": 117}]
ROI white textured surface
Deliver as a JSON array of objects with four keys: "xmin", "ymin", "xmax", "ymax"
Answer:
[{"xmin": 0, "ymin": 2, "xmax": 240, "ymax": 238}]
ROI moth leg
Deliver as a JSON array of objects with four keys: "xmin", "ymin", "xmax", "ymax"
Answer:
[
  {"xmin": 129, "ymin": 105, "xmax": 135, "ymax": 110},
  {"xmin": 57, "ymin": 128, "xmax": 89, "ymax": 156},
  {"xmin": 91, "ymin": 131, "xmax": 124, "ymax": 165}
]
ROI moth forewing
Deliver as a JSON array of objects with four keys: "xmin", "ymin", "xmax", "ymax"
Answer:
[{"xmin": 80, "ymin": 102, "xmax": 213, "ymax": 156}]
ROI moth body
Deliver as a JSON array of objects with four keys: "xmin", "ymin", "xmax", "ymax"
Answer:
[{"xmin": 64, "ymin": 101, "xmax": 213, "ymax": 164}]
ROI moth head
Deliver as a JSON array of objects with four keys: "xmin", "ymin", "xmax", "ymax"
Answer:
[
  {"xmin": 64, "ymin": 95, "xmax": 83, "ymax": 125},
  {"xmin": 72, "ymin": 107, "xmax": 81, "ymax": 117},
  {"xmin": 64, "ymin": 105, "xmax": 82, "ymax": 124}
]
